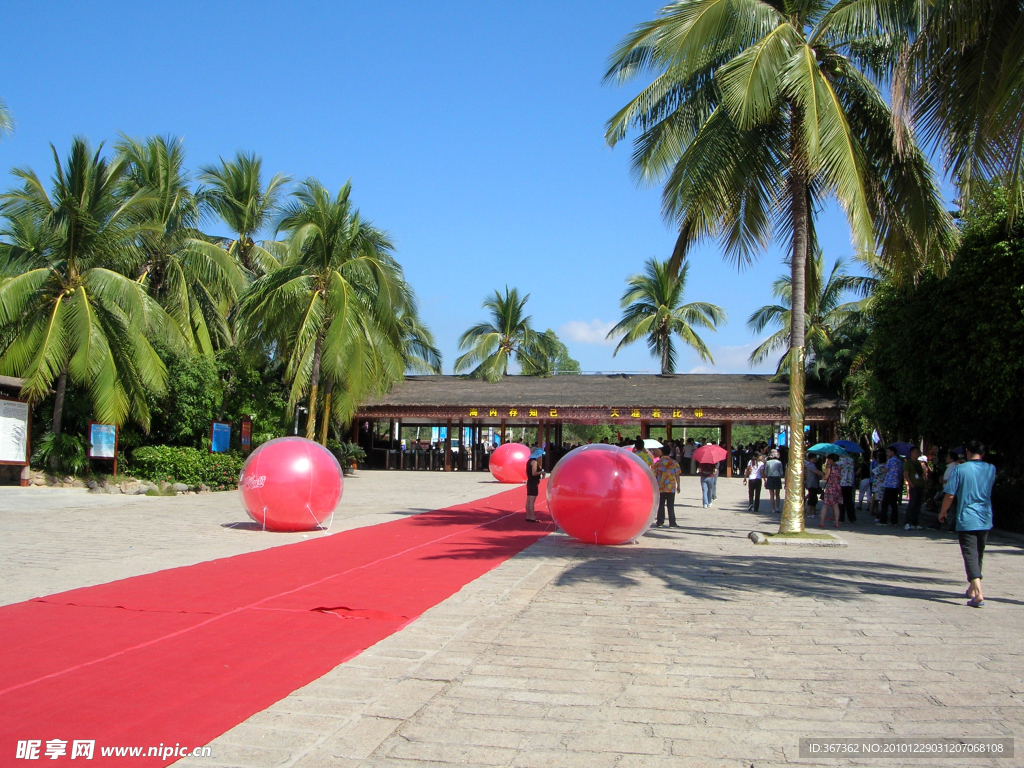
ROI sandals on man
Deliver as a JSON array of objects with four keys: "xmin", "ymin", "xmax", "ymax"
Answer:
[{"xmin": 967, "ymin": 597, "xmax": 985, "ymax": 608}]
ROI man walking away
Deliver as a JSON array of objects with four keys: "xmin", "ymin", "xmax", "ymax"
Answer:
[
  {"xmin": 837, "ymin": 452, "xmax": 856, "ymax": 523},
  {"xmin": 698, "ymin": 459, "xmax": 717, "ymax": 509},
  {"xmin": 652, "ymin": 448, "xmax": 682, "ymax": 527},
  {"xmin": 878, "ymin": 447, "xmax": 903, "ymax": 526},
  {"xmin": 764, "ymin": 449, "xmax": 785, "ymax": 514},
  {"xmin": 939, "ymin": 440, "xmax": 996, "ymax": 607},
  {"xmin": 904, "ymin": 446, "xmax": 929, "ymax": 530}
]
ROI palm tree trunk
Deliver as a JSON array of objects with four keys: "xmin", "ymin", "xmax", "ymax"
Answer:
[
  {"xmin": 660, "ymin": 333, "xmax": 671, "ymax": 375},
  {"xmin": 305, "ymin": 334, "xmax": 323, "ymax": 441},
  {"xmin": 780, "ymin": 104, "xmax": 809, "ymax": 534},
  {"xmin": 49, "ymin": 367, "xmax": 69, "ymax": 471},
  {"xmin": 318, "ymin": 379, "xmax": 334, "ymax": 446}
]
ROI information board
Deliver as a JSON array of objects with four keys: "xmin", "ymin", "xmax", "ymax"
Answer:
[
  {"xmin": 88, "ymin": 423, "xmax": 117, "ymax": 459},
  {"xmin": 240, "ymin": 417, "xmax": 252, "ymax": 452},
  {"xmin": 0, "ymin": 398, "xmax": 29, "ymax": 464},
  {"xmin": 211, "ymin": 421, "xmax": 231, "ymax": 453}
]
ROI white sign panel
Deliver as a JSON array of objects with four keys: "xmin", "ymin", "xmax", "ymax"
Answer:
[{"xmin": 0, "ymin": 399, "xmax": 29, "ymax": 463}]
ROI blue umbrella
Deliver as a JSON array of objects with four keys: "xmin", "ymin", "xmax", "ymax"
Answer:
[
  {"xmin": 807, "ymin": 442, "xmax": 850, "ymax": 456},
  {"xmin": 834, "ymin": 439, "xmax": 863, "ymax": 454},
  {"xmin": 888, "ymin": 442, "xmax": 915, "ymax": 457}
]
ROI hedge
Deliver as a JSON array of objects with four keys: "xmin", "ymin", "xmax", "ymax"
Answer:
[{"xmin": 131, "ymin": 446, "xmax": 245, "ymax": 488}]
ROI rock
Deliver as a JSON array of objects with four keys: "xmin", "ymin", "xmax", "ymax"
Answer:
[
  {"xmin": 748, "ymin": 531, "xmax": 768, "ymax": 545},
  {"xmin": 159, "ymin": 481, "xmax": 171, "ymax": 492},
  {"xmin": 198, "ymin": 483, "xmax": 209, "ymax": 493},
  {"xmin": 45, "ymin": 475, "xmax": 60, "ymax": 486},
  {"xmin": 32, "ymin": 476, "xmax": 45, "ymax": 486},
  {"xmin": 105, "ymin": 484, "xmax": 122, "ymax": 494},
  {"xmin": 120, "ymin": 481, "xmax": 144, "ymax": 495},
  {"xmin": 86, "ymin": 479, "xmax": 98, "ymax": 490},
  {"xmin": 71, "ymin": 479, "xmax": 85, "ymax": 488},
  {"xmin": 171, "ymin": 483, "xmax": 189, "ymax": 493},
  {"xmin": 63, "ymin": 475, "xmax": 75, "ymax": 484}
]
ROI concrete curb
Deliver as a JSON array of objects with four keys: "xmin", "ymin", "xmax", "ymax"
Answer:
[{"xmin": 748, "ymin": 531, "xmax": 848, "ymax": 547}]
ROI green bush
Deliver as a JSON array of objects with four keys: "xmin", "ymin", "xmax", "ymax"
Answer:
[{"xmin": 131, "ymin": 446, "xmax": 245, "ymax": 488}]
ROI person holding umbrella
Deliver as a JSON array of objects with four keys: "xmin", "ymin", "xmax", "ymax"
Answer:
[
  {"xmin": 820, "ymin": 453, "xmax": 843, "ymax": 528},
  {"xmin": 692, "ymin": 442, "xmax": 727, "ymax": 509}
]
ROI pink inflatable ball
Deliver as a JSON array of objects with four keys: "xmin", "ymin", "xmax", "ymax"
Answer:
[
  {"xmin": 545, "ymin": 444, "xmax": 658, "ymax": 545},
  {"xmin": 239, "ymin": 437, "xmax": 344, "ymax": 532},
  {"xmin": 489, "ymin": 442, "xmax": 531, "ymax": 483}
]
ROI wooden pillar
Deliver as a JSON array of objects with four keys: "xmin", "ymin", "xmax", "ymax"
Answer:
[
  {"xmin": 666, "ymin": 422, "xmax": 673, "ymax": 441},
  {"xmin": 444, "ymin": 418, "xmax": 452, "ymax": 472},
  {"xmin": 500, "ymin": 418, "xmax": 506, "ymax": 445},
  {"xmin": 397, "ymin": 419, "xmax": 404, "ymax": 469},
  {"xmin": 723, "ymin": 421, "xmax": 733, "ymax": 478},
  {"xmin": 640, "ymin": 420, "xmax": 649, "ymax": 439},
  {"xmin": 458, "ymin": 418, "xmax": 465, "ymax": 471}
]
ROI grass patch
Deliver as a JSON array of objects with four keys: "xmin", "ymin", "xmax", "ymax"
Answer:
[
  {"xmin": 145, "ymin": 487, "xmax": 176, "ymax": 497},
  {"xmin": 765, "ymin": 531, "xmax": 835, "ymax": 540}
]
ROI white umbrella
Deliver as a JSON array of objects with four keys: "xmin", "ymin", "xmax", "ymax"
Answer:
[{"xmin": 642, "ymin": 439, "xmax": 663, "ymax": 450}]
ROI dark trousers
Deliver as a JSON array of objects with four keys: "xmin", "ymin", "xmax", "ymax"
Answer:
[
  {"xmin": 906, "ymin": 486, "xmax": 924, "ymax": 526},
  {"xmin": 806, "ymin": 487, "xmax": 819, "ymax": 508},
  {"xmin": 958, "ymin": 530, "xmax": 989, "ymax": 581},
  {"xmin": 881, "ymin": 487, "xmax": 900, "ymax": 525},
  {"xmin": 657, "ymin": 492, "xmax": 676, "ymax": 526},
  {"xmin": 839, "ymin": 485, "xmax": 856, "ymax": 522},
  {"xmin": 747, "ymin": 479, "xmax": 762, "ymax": 511}
]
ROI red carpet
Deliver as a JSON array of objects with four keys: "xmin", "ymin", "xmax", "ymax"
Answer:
[{"xmin": 0, "ymin": 484, "xmax": 551, "ymax": 764}]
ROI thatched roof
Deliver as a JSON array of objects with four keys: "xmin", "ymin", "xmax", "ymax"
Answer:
[{"xmin": 358, "ymin": 374, "xmax": 842, "ymax": 422}]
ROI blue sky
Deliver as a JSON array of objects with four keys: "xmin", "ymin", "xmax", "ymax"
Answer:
[{"xmin": 2, "ymin": 1, "xmax": 876, "ymax": 375}]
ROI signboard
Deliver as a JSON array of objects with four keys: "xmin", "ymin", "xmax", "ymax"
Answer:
[
  {"xmin": 88, "ymin": 423, "xmax": 117, "ymax": 459},
  {"xmin": 210, "ymin": 421, "xmax": 232, "ymax": 454},
  {"xmin": 0, "ymin": 398, "xmax": 30, "ymax": 465},
  {"xmin": 240, "ymin": 416, "xmax": 252, "ymax": 452}
]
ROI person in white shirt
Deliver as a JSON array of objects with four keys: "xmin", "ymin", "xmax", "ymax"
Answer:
[{"xmin": 744, "ymin": 453, "xmax": 765, "ymax": 512}]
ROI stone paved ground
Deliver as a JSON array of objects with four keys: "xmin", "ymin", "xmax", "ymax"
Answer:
[{"xmin": 4, "ymin": 472, "xmax": 1023, "ymax": 767}]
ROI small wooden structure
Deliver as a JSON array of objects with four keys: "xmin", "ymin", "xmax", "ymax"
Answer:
[{"xmin": 352, "ymin": 374, "xmax": 844, "ymax": 476}]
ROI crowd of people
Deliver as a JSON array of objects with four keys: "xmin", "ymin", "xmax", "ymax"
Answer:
[{"xmin": 522, "ymin": 434, "xmax": 997, "ymax": 608}]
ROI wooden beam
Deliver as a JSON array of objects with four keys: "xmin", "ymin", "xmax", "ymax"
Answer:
[
  {"xmin": 722, "ymin": 421, "xmax": 733, "ymax": 478},
  {"xmin": 444, "ymin": 418, "xmax": 452, "ymax": 472}
]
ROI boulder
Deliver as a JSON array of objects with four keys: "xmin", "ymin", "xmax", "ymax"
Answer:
[
  {"xmin": 120, "ymin": 481, "xmax": 144, "ymax": 495},
  {"xmin": 171, "ymin": 483, "xmax": 189, "ymax": 493},
  {"xmin": 86, "ymin": 479, "xmax": 98, "ymax": 490}
]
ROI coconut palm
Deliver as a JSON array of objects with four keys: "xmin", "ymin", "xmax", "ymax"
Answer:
[
  {"xmin": 454, "ymin": 288, "xmax": 554, "ymax": 382},
  {"xmin": 117, "ymin": 135, "xmax": 244, "ymax": 353},
  {"xmin": 0, "ymin": 138, "xmax": 186, "ymax": 435},
  {"xmin": 198, "ymin": 152, "xmax": 290, "ymax": 277},
  {"xmin": 0, "ymin": 98, "xmax": 12, "ymax": 138},
  {"xmin": 605, "ymin": 0, "xmax": 956, "ymax": 530},
  {"xmin": 398, "ymin": 309, "xmax": 443, "ymax": 375},
  {"xmin": 895, "ymin": 0, "xmax": 1024, "ymax": 214},
  {"xmin": 237, "ymin": 179, "xmax": 411, "ymax": 444},
  {"xmin": 607, "ymin": 259, "xmax": 725, "ymax": 374},
  {"xmin": 748, "ymin": 253, "xmax": 868, "ymax": 373}
]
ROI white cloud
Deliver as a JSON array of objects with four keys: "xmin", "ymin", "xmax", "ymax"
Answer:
[
  {"xmin": 687, "ymin": 342, "xmax": 777, "ymax": 374},
  {"xmin": 559, "ymin": 319, "xmax": 617, "ymax": 346}
]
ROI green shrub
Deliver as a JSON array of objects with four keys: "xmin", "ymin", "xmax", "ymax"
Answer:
[{"xmin": 131, "ymin": 446, "xmax": 245, "ymax": 488}]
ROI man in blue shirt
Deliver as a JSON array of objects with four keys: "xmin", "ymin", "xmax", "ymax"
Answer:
[{"xmin": 939, "ymin": 440, "xmax": 996, "ymax": 608}]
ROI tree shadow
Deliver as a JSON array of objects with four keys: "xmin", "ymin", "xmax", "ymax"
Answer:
[{"xmin": 418, "ymin": 533, "xmax": 980, "ymax": 606}]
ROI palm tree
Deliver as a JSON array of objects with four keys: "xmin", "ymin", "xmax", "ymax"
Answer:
[
  {"xmin": 607, "ymin": 259, "xmax": 725, "ymax": 374},
  {"xmin": 895, "ymin": 1, "xmax": 1024, "ymax": 214},
  {"xmin": 398, "ymin": 309, "xmax": 443, "ymax": 375},
  {"xmin": 748, "ymin": 253, "xmax": 868, "ymax": 373},
  {"xmin": 237, "ymin": 179, "xmax": 411, "ymax": 444},
  {"xmin": 454, "ymin": 288, "xmax": 554, "ymax": 381},
  {"xmin": 605, "ymin": 0, "xmax": 955, "ymax": 531},
  {"xmin": 0, "ymin": 98, "xmax": 12, "ymax": 138},
  {"xmin": 198, "ymin": 152, "xmax": 290, "ymax": 277},
  {"xmin": 0, "ymin": 138, "xmax": 186, "ymax": 436},
  {"xmin": 519, "ymin": 329, "xmax": 581, "ymax": 376},
  {"xmin": 117, "ymin": 135, "xmax": 243, "ymax": 353}
]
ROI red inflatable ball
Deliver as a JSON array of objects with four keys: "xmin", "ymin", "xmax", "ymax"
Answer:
[
  {"xmin": 239, "ymin": 437, "xmax": 344, "ymax": 532},
  {"xmin": 546, "ymin": 444, "xmax": 658, "ymax": 545},
  {"xmin": 489, "ymin": 442, "xmax": 531, "ymax": 483}
]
